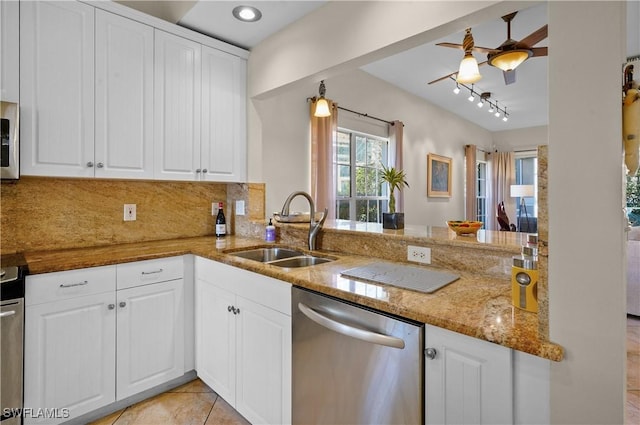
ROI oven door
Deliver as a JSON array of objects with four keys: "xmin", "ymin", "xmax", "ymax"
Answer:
[
  {"xmin": 1, "ymin": 101, "xmax": 19, "ymax": 180},
  {"xmin": 1, "ymin": 298, "xmax": 24, "ymax": 425}
]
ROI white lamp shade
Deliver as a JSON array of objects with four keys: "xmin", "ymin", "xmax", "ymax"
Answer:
[
  {"xmin": 456, "ymin": 54, "xmax": 482, "ymax": 84},
  {"xmin": 314, "ymin": 98, "xmax": 331, "ymax": 117},
  {"xmin": 510, "ymin": 184, "xmax": 535, "ymax": 197}
]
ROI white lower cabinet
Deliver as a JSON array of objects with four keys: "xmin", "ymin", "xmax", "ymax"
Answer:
[
  {"xmin": 24, "ymin": 257, "xmax": 185, "ymax": 424},
  {"xmin": 195, "ymin": 257, "xmax": 291, "ymax": 425},
  {"xmin": 425, "ymin": 324, "xmax": 513, "ymax": 425}
]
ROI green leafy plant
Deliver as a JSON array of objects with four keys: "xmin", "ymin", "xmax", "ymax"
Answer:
[{"xmin": 380, "ymin": 164, "xmax": 409, "ymax": 214}]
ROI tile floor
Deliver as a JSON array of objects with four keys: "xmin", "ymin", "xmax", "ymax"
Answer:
[
  {"xmin": 89, "ymin": 319, "xmax": 640, "ymax": 425},
  {"xmin": 629, "ymin": 315, "xmax": 640, "ymax": 425},
  {"xmin": 88, "ymin": 379, "xmax": 249, "ymax": 425}
]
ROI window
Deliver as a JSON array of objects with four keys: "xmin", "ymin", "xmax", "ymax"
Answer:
[
  {"xmin": 514, "ymin": 153, "xmax": 538, "ymax": 218},
  {"xmin": 476, "ymin": 161, "xmax": 487, "ymax": 226},
  {"xmin": 335, "ymin": 129, "xmax": 389, "ymax": 222}
]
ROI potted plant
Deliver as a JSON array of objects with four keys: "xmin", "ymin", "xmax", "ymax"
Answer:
[{"xmin": 380, "ymin": 164, "xmax": 409, "ymax": 229}]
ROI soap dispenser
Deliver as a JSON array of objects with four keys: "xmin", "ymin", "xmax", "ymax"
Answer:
[{"xmin": 265, "ymin": 218, "xmax": 276, "ymax": 242}]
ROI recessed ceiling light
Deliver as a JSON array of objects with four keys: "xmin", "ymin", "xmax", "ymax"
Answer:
[{"xmin": 232, "ymin": 5, "xmax": 262, "ymax": 22}]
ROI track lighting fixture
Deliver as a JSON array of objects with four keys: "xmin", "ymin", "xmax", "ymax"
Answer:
[{"xmin": 448, "ymin": 77, "xmax": 509, "ymax": 122}]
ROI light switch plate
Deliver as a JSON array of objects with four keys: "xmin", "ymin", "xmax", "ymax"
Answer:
[{"xmin": 236, "ymin": 200, "xmax": 245, "ymax": 216}]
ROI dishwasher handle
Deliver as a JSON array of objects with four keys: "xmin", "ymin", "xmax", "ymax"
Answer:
[{"xmin": 297, "ymin": 302, "xmax": 405, "ymax": 349}]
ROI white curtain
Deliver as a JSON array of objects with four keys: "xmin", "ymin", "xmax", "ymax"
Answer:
[
  {"xmin": 310, "ymin": 100, "xmax": 338, "ymax": 220},
  {"xmin": 487, "ymin": 151, "xmax": 515, "ymax": 230},
  {"xmin": 389, "ymin": 120, "xmax": 404, "ymax": 211}
]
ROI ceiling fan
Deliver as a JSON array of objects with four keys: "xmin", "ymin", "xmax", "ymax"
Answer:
[{"xmin": 428, "ymin": 11, "xmax": 548, "ymax": 86}]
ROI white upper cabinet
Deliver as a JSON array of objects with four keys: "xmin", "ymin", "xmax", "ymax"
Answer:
[
  {"xmin": 1, "ymin": 0, "xmax": 19, "ymax": 102},
  {"xmin": 95, "ymin": 10, "xmax": 154, "ymax": 179},
  {"xmin": 20, "ymin": 0, "xmax": 95, "ymax": 177},
  {"xmin": 201, "ymin": 46, "xmax": 247, "ymax": 182},
  {"xmin": 153, "ymin": 29, "xmax": 202, "ymax": 181}
]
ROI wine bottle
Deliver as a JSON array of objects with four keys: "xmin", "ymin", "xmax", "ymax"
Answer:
[{"xmin": 216, "ymin": 202, "xmax": 226, "ymax": 237}]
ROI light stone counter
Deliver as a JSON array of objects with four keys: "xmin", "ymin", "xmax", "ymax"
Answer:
[{"xmin": 22, "ymin": 235, "xmax": 563, "ymax": 362}]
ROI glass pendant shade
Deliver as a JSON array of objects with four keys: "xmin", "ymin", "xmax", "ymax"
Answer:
[
  {"xmin": 314, "ymin": 98, "xmax": 331, "ymax": 117},
  {"xmin": 456, "ymin": 54, "xmax": 482, "ymax": 84},
  {"xmin": 488, "ymin": 50, "xmax": 531, "ymax": 72}
]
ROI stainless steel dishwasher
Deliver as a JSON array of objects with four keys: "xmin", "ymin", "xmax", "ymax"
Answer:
[{"xmin": 292, "ymin": 287, "xmax": 423, "ymax": 425}]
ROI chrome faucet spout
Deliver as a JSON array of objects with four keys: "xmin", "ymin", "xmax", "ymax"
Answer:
[{"xmin": 280, "ymin": 191, "xmax": 327, "ymax": 250}]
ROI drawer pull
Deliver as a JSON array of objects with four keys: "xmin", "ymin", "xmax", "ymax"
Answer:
[
  {"xmin": 59, "ymin": 280, "xmax": 89, "ymax": 288},
  {"xmin": 0, "ymin": 310, "xmax": 16, "ymax": 318},
  {"xmin": 141, "ymin": 269, "xmax": 163, "ymax": 276}
]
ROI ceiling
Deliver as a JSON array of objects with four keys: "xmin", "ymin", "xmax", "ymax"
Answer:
[{"xmin": 117, "ymin": 1, "xmax": 639, "ymax": 133}]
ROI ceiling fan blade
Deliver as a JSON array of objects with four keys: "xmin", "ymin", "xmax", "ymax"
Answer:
[
  {"xmin": 436, "ymin": 42, "xmax": 464, "ymax": 50},
  {"xmin": 503, "ymin": 69, "xmax": 516, "ymax": 85},
  {"xmin": 473, "ymin": 46, "xmax": 502, "ymax": 54},
  {"xmin": 427, "ymin": 61, "xmax": 488, "ymax": 85},
  {"xmin": 531, "ymin": 46, "xmax": 548, "ymax": 57},
  {"xmin": 519, "ymin": 24, "xmax": 548, "ymax": 47}
]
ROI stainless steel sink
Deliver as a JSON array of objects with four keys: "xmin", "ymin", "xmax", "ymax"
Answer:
[
  {"xmin": 228, "ymin": 247, "xmax": 334, "ymax": 268},
  {"xmin": 231, "ymin": 247, "xmax": 303, "ymax": 262},
  {"xmin": 269, "ymin": 256, "xmax": 333, "ymax": 268}
]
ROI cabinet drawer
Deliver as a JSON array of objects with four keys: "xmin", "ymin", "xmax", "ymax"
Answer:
[
  {"xmin": 26, "ymin": 265, "xmax": 116, "ymax": 306},
  {"xmin": 117, "ymin": 256, "xmax": 183, "ymax": 290}
]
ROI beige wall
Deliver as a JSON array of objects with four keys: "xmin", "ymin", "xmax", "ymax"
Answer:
[
  {"xmin": 248, "ymin": 1, "xmax": 627, "ymax": 423},
  {"xmin": 492, "ymin": 125, "xmax": 548, "ymax": 151}
]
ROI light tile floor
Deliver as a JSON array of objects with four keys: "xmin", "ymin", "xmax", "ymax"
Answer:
[
  {"xmin": 88, "ymin": 379, "xmax": 250, "ymax": 425},
  {"xmin": 89, "ymin": 319, "xmax": 640, "ymax": 425},
  {"xmin": 629, "ymin": 315, "xmax": 640, "ymax": 425}
]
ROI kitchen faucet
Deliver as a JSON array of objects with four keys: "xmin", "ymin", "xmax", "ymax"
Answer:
[{"xmin": 280, "ymin": 191, "xmax": 327, "ymax": 251}]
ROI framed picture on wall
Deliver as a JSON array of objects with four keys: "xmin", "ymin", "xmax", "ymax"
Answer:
[{"xmin": 427, "ymin": 153, "xmax": 452, "ymax": 197}]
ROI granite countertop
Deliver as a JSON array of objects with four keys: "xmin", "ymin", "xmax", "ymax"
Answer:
[{"xmin": 21, "ymin": 235, "xmax": 563, "ymax": 362}]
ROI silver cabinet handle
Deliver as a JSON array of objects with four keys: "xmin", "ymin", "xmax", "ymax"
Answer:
[
  {"xmin": 195, "ymin": 169, "xmax": 201, "ymax": 173},
  {"xmin": 234, "ymin": 307, "xmax": 240, "ymax": 315},
  {"xmin": 119, "ymin": 301, "xmax": 126, "ymax": 308},
  {"xmin": 96, "ymin": 162, "xmax": 104, "ymax": 168},
  {"xmin": 60, "ymin": 280, "xmax": 88, "ymax": 288},
  {"xmin": 87, "ymin": 161, "xmax": 94, "ymax": 168},
  {"xmin": 107, "ymin": 304, "xmax": 115, "ymax": 310},
  {"xmin": 0, "ymin": 310, "xmax": 16, "ymax": 318},
  {"xmin": 141, "ymin": 268, "xmax": 163, "ymax": 275},
  {"xmin": 425, "ymin": 347, "xmax": 437, "ymax": 360},
  {"xmin": 228, "ymin": 305, "xmax": 233, "ymax": 312},
  {"xmin": 297, "ymin": 302, "xmax": 405, "ymax": 349},
  {"xmin": 202, "ymin": 168, "xmax": 208, "ymax": 173},
  {"xmin": 227, "ymin": 306, "xmax": 239, "ymax": 315}
]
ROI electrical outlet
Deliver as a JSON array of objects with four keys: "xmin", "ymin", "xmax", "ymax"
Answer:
[
  {"xmin": 235, "ymin": 200, "xmax": 245, "ymax": 216},
  {"xmin": 408, "ymin": 245, "xmax": 431, "ymax": 264},
  {"xmin": 123, "ymin": 204, "xmax": 136, "ymax": 221}
]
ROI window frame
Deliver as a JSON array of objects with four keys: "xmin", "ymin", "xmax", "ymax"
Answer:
[{"xmin": 335, "ymin": 128, "xmax": 392, "ymax": 223}]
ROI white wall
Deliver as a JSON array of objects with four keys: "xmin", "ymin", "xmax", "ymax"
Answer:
[
  {"xmin": 547, "ymin": 2, "xmax": 626, "ymax": 423},
  {"xmin": 252, "ymin": 69, "xmax": 493, "ymax": 224},
  {"xmin": 248, "ymin": 1, "xmax": 628, "ymax": 423},
  {"xmin": 492, "ymin": 125, "xmax": 548, "ymax": 151}
]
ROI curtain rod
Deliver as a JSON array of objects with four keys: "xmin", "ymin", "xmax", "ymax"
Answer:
[{"xmin": 336, "ymin": 106, "xmax": 397, "ymax": 126}]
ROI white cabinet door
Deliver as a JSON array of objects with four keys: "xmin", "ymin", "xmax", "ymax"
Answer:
[
  {"xmin": 201, "ymin": 46, "xmax": 247, "ymax": 182},
  {"xmin": 154, "ymin": 30, "xmax": 201, "ymax": 181},
  {"xmin": 116, "ymin": 279, "xmax": 185, "ymax": 399},
  {"xmin": 20, "ymin": 1, "xmax": 95, "ymax": 177},
  {"xmin": 24, "ymin": 292, "xmax": 116, "ymax": 425},
  {"xmin": 0, "ymin": 0, "xmax": 19, "ymax": 102},
  {"xmin": 195, "ymin": 277, "xmax": 236, "ymax": 404},
  {"xmin": 235, "ymin": 296, "xmax": 291, "ymax": 425},
  {"xmin": 95, "ymin": 10, "xmax": 154, "ymax": 179},
  {"xmin": 425, "ymin": 324, "xmax": 513, "ymax": 425}
]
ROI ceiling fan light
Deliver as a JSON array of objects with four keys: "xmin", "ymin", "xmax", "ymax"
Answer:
[
  {"xmin": 456, "ymin": 54, "xmax": 482, "ymax": 84},
  {"xmin": 488, "ymin": 50, "xmax": 532, "ymax": 72}
]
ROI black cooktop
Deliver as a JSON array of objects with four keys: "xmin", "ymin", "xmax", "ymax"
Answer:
[{"xmin": 1, "ymin": 253, "xmax": 27, "ymax": 301}]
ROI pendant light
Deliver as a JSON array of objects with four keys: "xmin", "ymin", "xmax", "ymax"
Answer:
[
  {"xmin": 456, "ymin": 28, "xmax": 482, "ymax": 84},
  {"xmin": 314, "ymin": 80, "xmax": 331, "ymax": 117}
]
